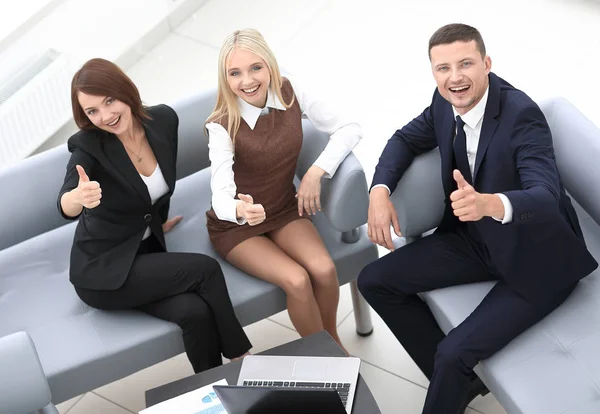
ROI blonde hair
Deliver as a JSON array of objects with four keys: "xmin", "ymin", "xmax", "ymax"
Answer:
[{"xmin": 206, "ymin": 29, "xmax": 294, "ymax": 141}]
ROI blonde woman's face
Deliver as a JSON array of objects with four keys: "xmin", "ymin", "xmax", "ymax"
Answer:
[{"xmin": 226, "ymin": 48, "xmax": 270, "ymax": 108}]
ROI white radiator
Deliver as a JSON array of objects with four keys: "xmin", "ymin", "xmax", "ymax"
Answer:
[{"xmin": 0, "ymin": 49, "xmax": 73, "ymax": 168}]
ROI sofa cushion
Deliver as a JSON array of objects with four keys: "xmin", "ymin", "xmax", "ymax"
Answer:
[
  {"xmin": 0, "ymin": 222, "xmax": 185, "ymax": 403},
  {"xmin": 421, "ymin": 201, "xmax": 600, "ymax": 414}
]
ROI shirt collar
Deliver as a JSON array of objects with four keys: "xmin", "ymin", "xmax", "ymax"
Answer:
[
  {"xmin": 452, "ymin": 86, "xmax": 489, "ymax": 129},
  {"xmin": 239, "ymin": 88, "xmax": 287, "ymax": 130}
]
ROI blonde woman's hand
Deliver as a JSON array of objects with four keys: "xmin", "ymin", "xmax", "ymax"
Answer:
[
  {"xmin": 296, "ymin": 166, "xmax": 326, "ymax": 216},
  {"xmin": 74, "ymin": 165, "xmax": 102, "ymax": 209},
  {"xmin": 236, "ymin": 194, "xmax": 266, "ymax": 226}
]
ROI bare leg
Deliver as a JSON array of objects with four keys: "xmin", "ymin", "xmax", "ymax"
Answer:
[
  {"xmin": 226, "ymin": 236, "xmax": 324, "ymax": 337},
  {"xmin": 269, "ymin": 220, "xmax": 347, "ymax": 354}
]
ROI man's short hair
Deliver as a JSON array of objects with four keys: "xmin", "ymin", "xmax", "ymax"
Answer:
[{"xmin": 428, "ymin": 24, "xmax": 486, "ymax": 59}]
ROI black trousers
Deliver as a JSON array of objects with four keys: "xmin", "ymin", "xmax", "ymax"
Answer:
[
  {"xmin": 358, "ymin": 226, "xmax": 575, "ymax": 414},
  {"xmin": 76, "ymin": 235, "xmax": 252, "ymax": 373}
]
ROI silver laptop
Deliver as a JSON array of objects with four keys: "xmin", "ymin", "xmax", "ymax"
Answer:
[{"xmin": 237, "ymin": 355, "xmax": 361, "ymax": 414}]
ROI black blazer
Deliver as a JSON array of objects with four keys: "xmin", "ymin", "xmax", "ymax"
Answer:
[
  {"xmin": 58, "ymin": 105, "xmax": 179, "ymax": 290},
  {"xmin": 372, "ymin": 73, "xmax": 598, "ymax": 304}
]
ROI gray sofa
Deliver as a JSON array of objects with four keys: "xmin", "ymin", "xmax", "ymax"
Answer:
[
  {"xmin": 392, "ymin": 97, "xmax": 600, "ymax": 413},
  {"xmin": 0, "ymin": 89, "xmax": 376, "ymax": 407}
]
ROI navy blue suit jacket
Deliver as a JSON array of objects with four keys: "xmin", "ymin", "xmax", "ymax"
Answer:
[{"xmin": 373, "ymin": 72, "xmax": 597, "ymax": 303}]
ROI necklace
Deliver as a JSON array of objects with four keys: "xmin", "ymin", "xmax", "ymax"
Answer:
[{"xmin": 122, "ymin": 135, "xmax": 145, "ymax": 163}]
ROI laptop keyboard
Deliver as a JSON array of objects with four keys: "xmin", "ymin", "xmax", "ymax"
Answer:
[{"xmin": 241, "ymin": 380, "xmax": 351, "ymax": 407}]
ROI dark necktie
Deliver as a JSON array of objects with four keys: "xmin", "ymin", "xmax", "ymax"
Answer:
[{"xmin": 454, "ymin": 115, "xmax": 473, "ymax": 185}]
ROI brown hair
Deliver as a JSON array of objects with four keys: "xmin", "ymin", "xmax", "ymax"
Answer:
[
  {"xmin": 70, "ymin": 58, "xmax": 150, "ymax": 130},
  {"xmin": 428, "ymin": 24, "xmax": 486, "ymax": 60}
]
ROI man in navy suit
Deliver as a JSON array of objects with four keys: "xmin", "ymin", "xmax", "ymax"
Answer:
[{"xmin": 357, "ymin": 23, "xmax": 597, "ymax": 413}]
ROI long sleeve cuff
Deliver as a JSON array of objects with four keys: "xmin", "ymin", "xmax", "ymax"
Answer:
[
  {"xmin": 213, "ymin": 196, "xmax": 247, "ymax": 225},
  {"xmin": 493, "ymin": 193, "xmax": 513, "ymax": 224},
  {"xmin": 370, "ymin": 184, "xmax": 391, "ymax": 195},
  {"xmin": 312, "ymin": 124, "xmax": 362, "ymax": 178}
]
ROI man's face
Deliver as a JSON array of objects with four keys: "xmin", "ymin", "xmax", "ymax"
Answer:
[{"xmin": 430, "ymin": 40, "xmax": 491, "ymax": 115}]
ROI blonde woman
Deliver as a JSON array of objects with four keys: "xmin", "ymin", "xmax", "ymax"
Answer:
[{"xmin": 205, "ymin": 29, "xmax": 361, "ymax": 351}]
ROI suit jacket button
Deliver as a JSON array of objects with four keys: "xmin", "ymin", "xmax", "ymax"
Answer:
[{"xmin": 144, "ymin": 214, "xmax": 152, "ymax": 222}]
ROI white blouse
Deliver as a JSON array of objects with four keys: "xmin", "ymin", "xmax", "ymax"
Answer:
[
  {"xmin": 206, "ymin": 76, "xmax": 362, "ymax": 224},
  {"xmin": 139, "ymin": 163, "xmax": 169, "ymax": 239}
]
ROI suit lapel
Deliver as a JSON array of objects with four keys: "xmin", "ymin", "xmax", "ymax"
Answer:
[
  {"xmin": 100, "ymin": 108, "xmax": 176, "ymax": 204},
  {"xmin": 473, "ymin": 73, "xmax": 501, "ymax": 182},
  {"xmin": 440, "ymin": 105, "xmax": 456, "ymax": 196},
  {"xmin": 144, "ymin": 121, "xmax": 175, "ymax": 194},
  {"xmin": 103, "ymin": 133, "xmax": 151, "ymax": 203}
]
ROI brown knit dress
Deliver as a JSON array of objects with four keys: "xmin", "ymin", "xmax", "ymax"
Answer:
[{"xmin": 206, "ymin": 79, "xmax": 310, "ymax": 257}]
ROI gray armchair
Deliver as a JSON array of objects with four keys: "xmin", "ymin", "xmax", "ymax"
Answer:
[
  {"xmin": 389, "ymin": 98, "xmax": 600, "ymax": 413},
  {"xmin": 0, "ymin": 331, "xmax": 58, "ymax": 414}
]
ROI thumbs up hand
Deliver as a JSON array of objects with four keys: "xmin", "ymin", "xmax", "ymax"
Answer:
[
  {"xmin": 450, "ymin": 169, "xmax": 485, "ymax": 222},
  {"xmin": 453, "ymin": 169, "xmax": 469, "ymax": 190},
  {"xmin": 236, "ymin": 194, "xmax": 266, "ymax": 226},
  {"xmin": 238, "ymin": 193, "xmax": 253, "ymax": 205},
  {"xmin": 75, "ymin": 165, "xmax": 102, "ymax": 209}
]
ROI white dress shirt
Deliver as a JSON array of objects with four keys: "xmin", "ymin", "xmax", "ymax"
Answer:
[
  {"xmin": 374, "ymin": 87, "xmax": 513, "ymax": 224},
  {"xmin": 139, "ymin": 163, "xmax": 169, "ymax": 239},
  {"xmin": 451, "ymin": 88, "xmax": 513, "ymax": 224},
  {"xmin": 206, "ymin": 76, "xmax": 362, "ymax": 224}
]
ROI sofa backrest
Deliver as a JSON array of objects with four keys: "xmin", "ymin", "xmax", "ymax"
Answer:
[
  {"xmin": 170, "ymin": 88, "xmax": 335, "ymax": 180},
  {"xmin": 538, "ymin": 97, "xmax": 600, "ymax": 227},
  {"xmin": 171, "ymin": 89, "xmax": 369, "ymax": 233},
  {"xmin": 0, "ymin": 90, "xmax": 218, "ymax": 252},
  {"xmin": 391, "ymin": 97, "xmax": 600, "ymax": 238},
  {"xmin": 0, "ymin": 146, "xmax": 71, "ymax": 251},
  {"xmin": 0, "ymin": 86, "xmax": 369, "ymax": 252},
  {"xmin": 0, "ymin": 95, "xmax": 210, "ymax": 253},
  {"xmin": 171, "ymin": 89, "xmax": 215, "ymax": 180}
]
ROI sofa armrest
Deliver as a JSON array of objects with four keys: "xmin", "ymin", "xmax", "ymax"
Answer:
[
  {"xmin": 390, "ymin": 149, "xmax": 445, "ymax": 238},
  {"xmin": 296, "ymin": 120, "xmax": 369, "ymax": 233},
  {"xmin": 0, "ymin": 331, "xmax": 56, "ymax": 414}
]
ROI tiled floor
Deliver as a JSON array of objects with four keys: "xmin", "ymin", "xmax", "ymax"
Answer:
[{"xmin": 56, "ymin": 0, "xmax": 599, "ymax": 412}]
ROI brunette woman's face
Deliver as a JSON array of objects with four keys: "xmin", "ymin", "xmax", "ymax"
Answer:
[{"xmin": 78, "ymin": 92, "xmax": 134, "ymax": 135}]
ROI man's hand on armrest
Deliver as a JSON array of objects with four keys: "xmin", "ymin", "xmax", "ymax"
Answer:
[{"xmin": 368, "ymin": 186, "xmax": 402, "ymax": 251}]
